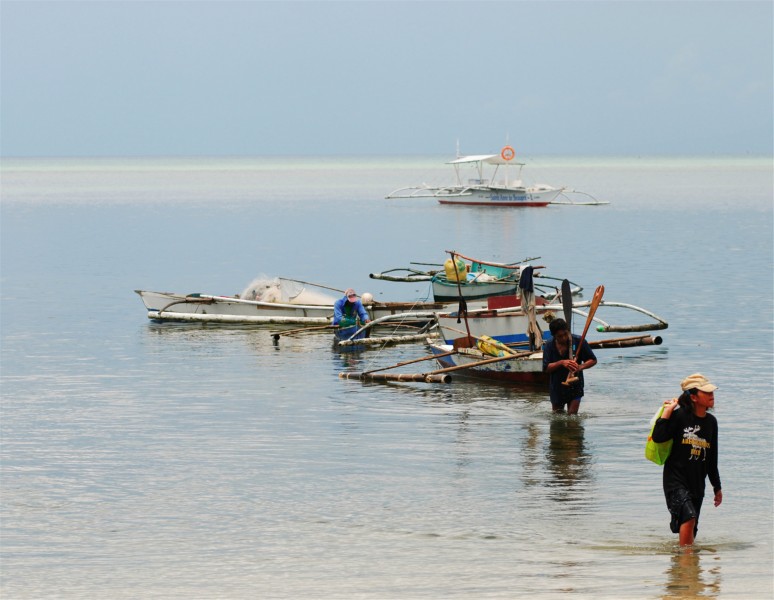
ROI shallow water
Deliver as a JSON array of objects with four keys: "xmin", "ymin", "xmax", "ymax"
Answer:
[{"xmin": 1, "ymin": 156, "xmax": 772, "ymax": 598}]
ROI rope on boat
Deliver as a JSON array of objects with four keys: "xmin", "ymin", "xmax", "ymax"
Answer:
[{"xmin": 158, "ymin": 296, "xmax": 216, "ymax": 313}]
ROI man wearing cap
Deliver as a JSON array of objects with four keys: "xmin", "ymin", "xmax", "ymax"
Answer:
[
  {"xmin": 333, "ymin": 288, "xmax": 370, "ymax": 330},
  {"xmin": 651, "ymin": 373, "xmax": 723, "ymax": 547}
]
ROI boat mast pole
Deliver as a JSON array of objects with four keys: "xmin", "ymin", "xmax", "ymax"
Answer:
[
  {"xmin": 449, "ymin": 250, "xmax": 473, "ymax": 342},
  {"xmin": 454, "ymin": 140, "xmax": 462, "ymax": 186}
]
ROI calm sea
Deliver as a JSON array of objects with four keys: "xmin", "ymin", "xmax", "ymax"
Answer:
[{"xmin": 1, "ymin": 156, "xmax": 772, "ymax": 599}]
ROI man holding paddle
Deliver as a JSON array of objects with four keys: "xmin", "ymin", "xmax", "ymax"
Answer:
[
  {"xmin": 543, "ymin": 282, "xmax": 604, "ymax": 414},
  {"xmin": 543, "ymin": 318, "xmax": 597, "ymax": 414}
]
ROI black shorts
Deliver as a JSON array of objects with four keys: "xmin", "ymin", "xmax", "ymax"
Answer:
[
  {"xmin": 551, "ymin": 382, "xmax": 583, "ymax": 409},
  {"xmin": 666, "ymin": 488, "xmax": 704, "ymax": 534}
]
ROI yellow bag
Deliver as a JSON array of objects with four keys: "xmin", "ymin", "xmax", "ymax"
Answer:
[
  {"xmin": 476, "ymin": 335, "xmax": 512, "ymax": 357},
  {"xmin": 444, "ymin": 257, "xmax": 467, "ymax": 282},
  {"xmin": 645, "ymin": 405, "xmax": 673, "ymax": 465}
]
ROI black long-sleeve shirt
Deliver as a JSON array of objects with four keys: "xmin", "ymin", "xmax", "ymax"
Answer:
[{"xmin": 652, "ymin": 407, "xmax": 721, "ymax": 498}]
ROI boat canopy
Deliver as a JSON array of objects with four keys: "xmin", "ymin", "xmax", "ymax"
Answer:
[{"xmin": 447, "ymin": 154, "xmax": 526, "ymax": 167}]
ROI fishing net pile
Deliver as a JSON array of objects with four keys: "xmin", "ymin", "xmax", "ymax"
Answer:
[{"xmin": 240, "ymin": 277, "xmax": 337, "ymax": 305}]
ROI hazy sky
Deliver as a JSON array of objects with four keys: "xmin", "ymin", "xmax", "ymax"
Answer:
[{"xmin": 1, "ymin": 1, "xmax": 772, "ymax": 157}]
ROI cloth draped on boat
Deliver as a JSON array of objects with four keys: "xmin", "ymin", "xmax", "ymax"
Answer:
[
  {"xmin": 455, "ymin": 297, "xmax": 468, "ymax": 324},
  {"xmin": 519, "ymin": 266, "xmax": 543, "ymax": 350}
]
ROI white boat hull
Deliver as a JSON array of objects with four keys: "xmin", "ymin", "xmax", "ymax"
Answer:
[
  {"xmin": 438, "ymin": 298, "xmax": 670, "ymax": 346},
  {"xmin": 436, "ymin": 187, "xmax": 563, "ymax": 207},
  {"xmin": 136, "ymin": 290, "xmax": 457, "ymax": 325},
  {"xmin": 437, "ymin": 310, "xmax": 547, "ymax": 346},
  {"xmin": 429, "ymin": 343, "xmax": 546, "ymax": 383},
  {"xmin": 431, "ymin": 279, "xmax": 519, "ymax": 302},
  {"xmin": 136, "ymin": 290, "xmax": 333, "ymax": 324}
]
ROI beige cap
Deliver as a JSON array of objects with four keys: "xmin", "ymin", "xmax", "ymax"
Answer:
[
  {"xmin": 680, "ymin": 373, "xmax": 718, "ymax": 392},
  {"xmin": 345, "ymin": 288, "xmax": 356, "ymax": 297}
]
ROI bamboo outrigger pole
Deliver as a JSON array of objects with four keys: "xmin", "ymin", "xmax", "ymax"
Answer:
[
  {"xmin": 362, "ymin": 349, "xmax": 459, "ymax": 375},
  {"xmin": 589, "ymin": 335, "xmax": 662, "ymax": 349},
  {"xmin": 424, "ymin": 348, "xmax": 537, "ymax": 375},
  {"xmin": 338, "ymin": 348, "xmax": 536, "ymax": 383},
  {"xmin": 339, "ymin": 372, "xmax": 452, "ymax": 383},
  {"xmin": 445, "ymin": 252, "xmax": 541, "ymax": 268},
  {"xmin": 448, "ymin": 250, "xmax": 474, "ymax": 344}
]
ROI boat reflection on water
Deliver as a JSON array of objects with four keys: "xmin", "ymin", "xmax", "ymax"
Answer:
[{"xmin": 661, "ymin": 551, "xmax": 721, "ymax": 600}]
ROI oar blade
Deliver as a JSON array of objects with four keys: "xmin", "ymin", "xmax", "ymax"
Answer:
[{"xmin": 561, "ymin": 279, "xmax": 573, "ymax": 330}]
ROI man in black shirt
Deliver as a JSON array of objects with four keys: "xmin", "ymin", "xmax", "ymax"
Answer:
[{"xmin": 652, "ymin": 373, "xmax": 723, "ymax": 547}]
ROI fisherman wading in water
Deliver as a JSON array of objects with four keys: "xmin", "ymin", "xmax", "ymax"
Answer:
[{"xmin": 543, "ymin": 318, "xmax": 597, "ymax": 414}]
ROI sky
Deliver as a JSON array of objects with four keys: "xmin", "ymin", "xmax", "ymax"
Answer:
[{"xmin": 1, "ymin": 1, "xmax": 772, "ymax": 157}]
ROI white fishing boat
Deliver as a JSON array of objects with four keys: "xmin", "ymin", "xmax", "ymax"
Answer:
[
  {"xmin": 136, "ymin": 277, "xmax": 449, "ymax": 326},
  {"xmin": 135, "ymin": 289, "xmax": 334, "ymax": 325},
  {"xmin": 385, "ymin": 146, "xmax": 606, "ymax": 206}
]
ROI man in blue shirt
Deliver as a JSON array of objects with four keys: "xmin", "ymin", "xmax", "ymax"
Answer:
[
  {"xmin": 542, "ymin": 318, "xmax": 597, "ymax": 414},
  {"xmin": 333, "ymin": 288, "xmax": 370, "ymax": 329}
]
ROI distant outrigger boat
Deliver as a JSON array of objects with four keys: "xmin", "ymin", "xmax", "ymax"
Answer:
[{"xmin": 385, "ymin": 146, "xmax": 606, "ymax": 206}]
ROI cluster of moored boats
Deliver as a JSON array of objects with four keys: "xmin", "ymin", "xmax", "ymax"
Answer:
[
  {"xmin": 137, "ymin": 146, "xmax": 656, "ymax": 384},
  {"xmin": 136, "ymin": 247, "xmax": 668, "ymax": 385}
]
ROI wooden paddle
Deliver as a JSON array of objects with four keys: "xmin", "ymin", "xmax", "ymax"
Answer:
[
  {"xmin": 561, "ymin": 279, "xmax": 573, "ymax": 331},
  {"xmin": 560, "ymin": 278, "xmax": 574, "ymax": 368},
  {"xmin": 563, "ymin": 285, "xmax": 604, "ymax": 385}
]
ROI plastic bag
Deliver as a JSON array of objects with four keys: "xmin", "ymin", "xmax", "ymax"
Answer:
[{"xmin": 645, "ymin": 404, "xmax": 673, "ymax": 465}]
